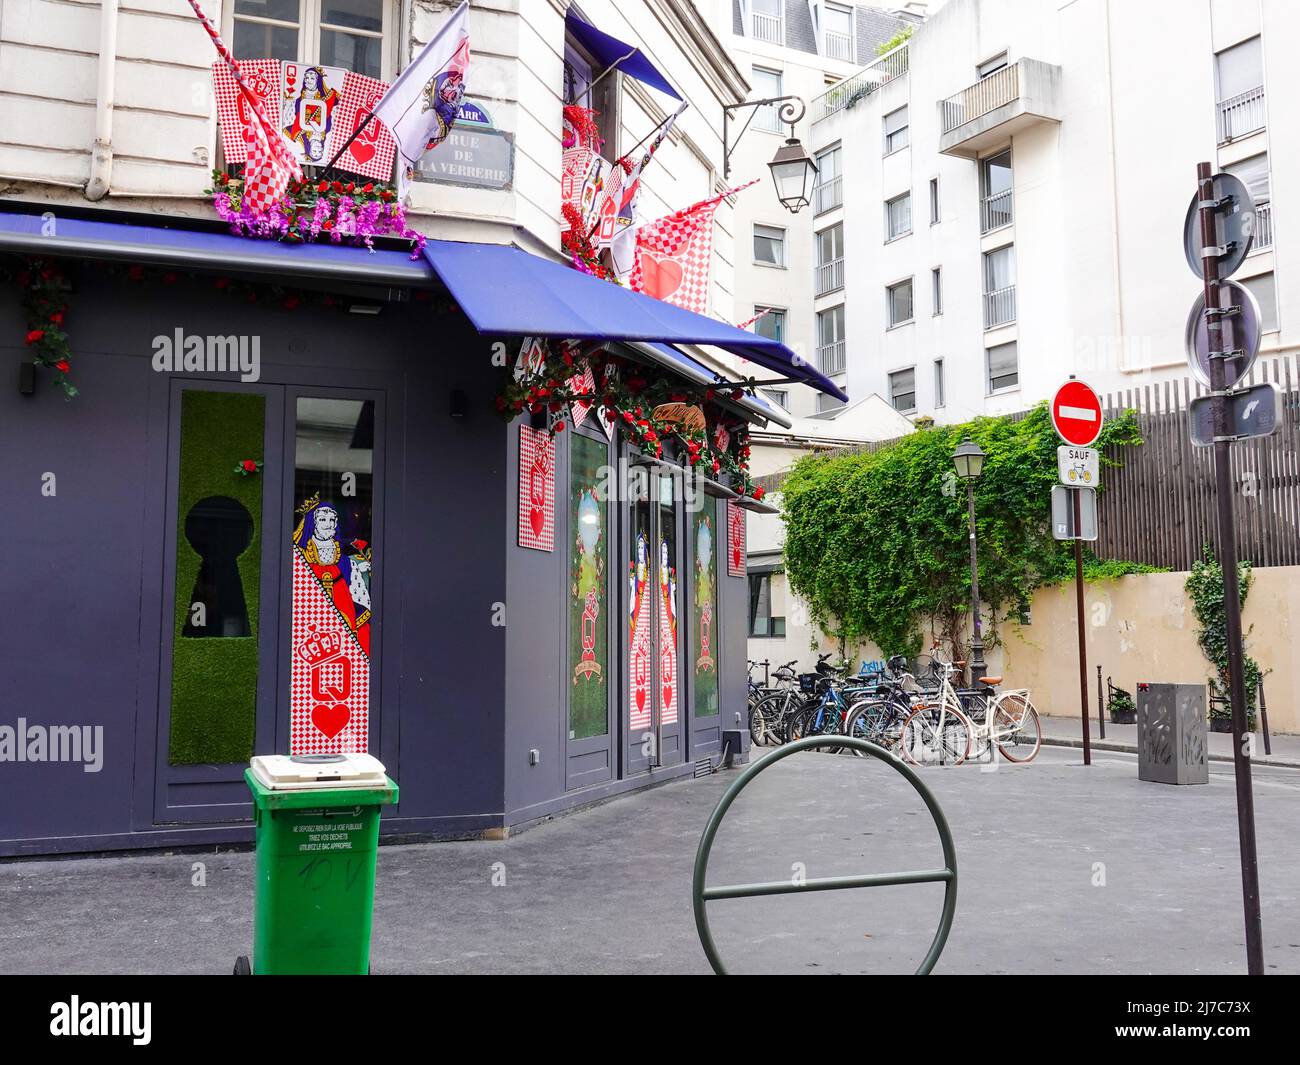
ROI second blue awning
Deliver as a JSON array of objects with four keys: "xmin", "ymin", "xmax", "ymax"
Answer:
[
  {"xmin": 421, "ymin": 239, "xmax": 849, "ymax": 403},
  {"xmin": 565, "ymin": 11, "xmax": 682, "ymax": 101}
]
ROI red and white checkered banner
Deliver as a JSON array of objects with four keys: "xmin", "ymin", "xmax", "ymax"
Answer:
[
  {"xmin": 629, "ymin": 531, "xmax": 652, "ymax": 733},
  {"xmin": 186, "ymin": 0, "xmax": 301, "ymax": 214},
  {"xmin": 518, "ymin": 424, "xmax": 555, "ymax": 551},
  {"xmin": 212, "ymin": 59, "xmax": 280, "ymax": 165},
  {"xmin": 568, "ymin": 363, "xmax": 596, "ymax": 428},
  {"xmin": 727, "ymin": 501, "xmax": 746, "ymax": 577},
  {"xmin": 657, "ymin": 549, "xmax": 678, "ymax": 726},
  {"xmin": 335, "ymin": 71, "xmax": 397, "ymax": 181},
  {"xmin": 630, "ymin": 180, "xmax": 758, "ymax": 315},
  {"xmin": 289, "ymin": 549, "xmax": 369, "ymax": 756}
]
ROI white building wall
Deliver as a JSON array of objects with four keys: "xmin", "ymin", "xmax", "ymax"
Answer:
[{"xmin": 809, "ymin": 0, "xmax": 1299, "ymax": 425}]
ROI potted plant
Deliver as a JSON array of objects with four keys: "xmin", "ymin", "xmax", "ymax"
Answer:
[{"xmin": 1107, "ymin": 684, "xmax": 1136, "ymax": 724}]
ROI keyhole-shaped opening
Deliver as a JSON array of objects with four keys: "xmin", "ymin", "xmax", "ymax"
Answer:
[{"xmin": 182, "ymin": 495, "xmax": 253, "ymax": 638}]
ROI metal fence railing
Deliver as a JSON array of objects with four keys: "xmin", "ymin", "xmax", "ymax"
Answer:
[
  {"xmin": 983, "ymin": 285, "xmax": 1016, "ymax": 329},
  {"xmin": 981, "ymin": 189, "xmax": 1013, "ymax": 233},
  {"xmin": 1217, "ymin": 85, "xmax": 1265, "ymax": 144},
  {"xmin": 815, "ymin": 257, "xmax": 844, "ymax": 297},
  {"xmin": 817, "ymin": 339, "xmax": 846, "ymax": 376},
  {"xmin": 940, "ymin": 63, "xmax": 1020, "ymax": 134},
  {"xmin": 1255, "ymin": 201, "xmax": 1273, "ymax": 250},
  {"xmin": 814, "ymin": 175, "xmax": 843, "ymax": 215},
  {"xmin": 752, "ymin": 11, "xmax": 782, "ymax": 44},
  {"xmin": 825, "ymin": 30, "xmax": 854, "ymax": 62},
  {"xmin": 812, "ymin": 43, "xmax": 909, "ymax": 123}
]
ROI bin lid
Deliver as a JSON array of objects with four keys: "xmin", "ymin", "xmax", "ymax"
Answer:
[{"xmin": 250, "ymin": 753, "xmax": 389, "ymax": 791}]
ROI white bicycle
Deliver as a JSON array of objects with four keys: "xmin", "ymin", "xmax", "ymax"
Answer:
[{"xmin": 902, "ymin": 655, "xmax": 1042, "ymax": 765}]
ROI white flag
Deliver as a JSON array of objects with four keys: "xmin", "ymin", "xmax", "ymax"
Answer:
[{"xmin": 373, "ymin": 0, "xmax": 470, "ymax": 200}]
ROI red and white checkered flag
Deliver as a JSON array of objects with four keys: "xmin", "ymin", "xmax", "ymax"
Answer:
[
  {"xmin": 186, "ymin": 0, "xmax": 301, "ymax": 214},
  {"xmin": 629, "ymin": 181, "xmax": 757, "ymax": 315}
]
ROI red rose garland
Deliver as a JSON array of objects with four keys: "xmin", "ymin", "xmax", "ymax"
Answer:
[{"xmin": 18, "ymin": 260, "xmax": 77, "ymax": 399}]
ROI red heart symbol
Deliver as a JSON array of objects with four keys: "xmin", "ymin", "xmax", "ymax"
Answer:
[
  {"xmin": 635, "ymin": 684, "xmax": 646, "ymax": 715},
  {"xmin": 311, "ymin": 702, "xmax": 350, "ymax": 739},
  {"xmin": 350, "ymin": 139, "xmax": 376, "ymax": 166},
  {"xmin": 639, "ymin": 252, "xmax": 683, "ymax": 300},
  {"xmin": 732, "ymin": 545, "xmax": 742, "ymax": 569},
  {"xmin": 530, "ymin": 506, "xmax": 545, "ymax": 538},
  {"xmin": 662, "ymin": 683, "xmax": 672, "ymax": 712}
]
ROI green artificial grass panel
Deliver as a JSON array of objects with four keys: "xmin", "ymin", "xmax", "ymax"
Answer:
[
  {"xmin": 169, "ymin": 639, "xmax": 259, "ymax": 764},
  {"xmin": 169, "ymin": 390, "xmax": 265, "ymax": 766}
]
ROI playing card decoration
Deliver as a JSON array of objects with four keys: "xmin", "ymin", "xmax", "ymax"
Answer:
[
  {"xmin": 289, "ymin": 494, "xmax": 373, "ymax": 755},
  {"xmin": 211, "ymin": 59, "xmax": 281, "ymax": 166},
  {"xmin": 514, "ymin": 336, "xmax": 547, "ymax": 383},
  {"xmin": 629, "ymin": 530, "xmax": 651, "ymax": 733},
  {"xmin": 726, "ymin": 501, "xmax": 746, "ymax": 577},
  {"xmin": 630, "ymin": 181, "xmax": 757, "ymax": 314},
  {"xmin": 518, "ymin": 425, "xmax": 555, "ymax": 551},
  {"xmin": 657, "ymin": 537, "xmax": 679, "ymax": 726},
  {"xmin": 568, "ymin": 364, "xmax": 596, "ymax": 428},
  {"xmin": 334, "ymin": 72, "xmax": 398, "ymax": 181},
  {"xmin": 280, "ymin": 63, "xmax": 344, "ymax": 166}
]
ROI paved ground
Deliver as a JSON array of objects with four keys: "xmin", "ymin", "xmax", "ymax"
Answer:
[
  {"xmin": 2, "ymin": 745, "xmax": 1298, "ymax": 975},
  {"xmin": 1038, "ymin": 713, "xmax": 1300, "ymax": 767}
]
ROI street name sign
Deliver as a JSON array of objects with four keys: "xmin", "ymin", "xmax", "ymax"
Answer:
[
  {"xmin": 1051, "ymin": 379, "xmax": 1104, "ymax": 448},
  {"xmin": 1188, "ymin": 381, "xmax": 1282, "ymax": 447},
  {"xmin": 1057, "ymin": 446, "xmax": 1099, "ymax": 487},
  {"xmin": 1051, "ymin": 485, "xmax": 1098, "ymax": 542}
]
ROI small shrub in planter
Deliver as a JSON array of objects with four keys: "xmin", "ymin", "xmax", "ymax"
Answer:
[{"xmin": 1107, "ymin": 685, "xmax": 1136, "ymax": 724}]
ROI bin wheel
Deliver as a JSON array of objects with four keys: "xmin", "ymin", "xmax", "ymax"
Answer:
[{"xmin": 233, "ymin": 955, "xmax": 251, "ymax": 976}]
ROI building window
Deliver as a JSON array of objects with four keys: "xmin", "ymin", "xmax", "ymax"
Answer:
[
  {"xmin": 824, "ymin": 3, "xmax": 855, "ymax": 61},
  {"xmin": 929, "ymin": 177, "xmax": 940, "ymax": 223},
  {"xmin": 748, "ymin": 572, "xmax": 786, "ymax": 637},
  {"xmin": 977, "ymin": 51, "xmax": 1009, "ymax": 79},
  {"xmin": 751, "ymin": 0, "xmax": 784, "ymax": 45},
  {"xmin": 753, "ymin": 223, "xmax": 787, "ymax": 267},
  {"xmin": 889, "ymin": 367, "xmax": 917, "ymax": 413},
  {"xmin": 1226, "ymin": 153, "xmax": 1272, "ymax": 250},
  {"xmin": 980, "ymin": 149, "xmax": 1013, "ymax": 232},
  {"xmin": 814, "ymin": 145, "xmax": 843, "ymax": 214},
  {"xmin": 934, "ymin": 359, "xmax": 945, "ymax": 408},
  {"xmin": 883, "ymin": 105, "xmax": 910, "ymax": 154},
  {"xmin": 886, "ymin": 277, "xmax": 914, "ymax": 327},
  {"xmin": 752, "ymin": 67, "xmax": 785, "ymax": 133},
  {"xmin": 987, "ymin": 341, "xmax": 1019, "ymax": 393},
  {"xmin": 815, "ymin": 223, "xmax": 844, "ymax": 296},
  {"xmin": 983, "ymin": 245, "xmax": 1016, "ymax": 328},
  {"xmin": 885, "ymin": 192, "xmax": 912, "ymax": 241},
  {"xmin": 229, "ymin": 0, "xmax": 390, "ymax": 79},
  {"xmin": 1215, "ymin": 36, "xmax": 1264, "ymax": 143},
  {"xmin": 753, "ymin": 306, "xmax": 787, "ymax": 343},
  {"xmin": 762, "ymin": 388, "xmax": 789, "ymax": 410},
  {"xmin": 816, "ymin": 304, "xmax": 846, "ymax": 374},
  {"xmin": 1242, "ymin": 272, "xmax": 1278, "ymax": 332},
  {"xmin": 931, "ymin": 266, "xmax": 943, "ymax": 315}
]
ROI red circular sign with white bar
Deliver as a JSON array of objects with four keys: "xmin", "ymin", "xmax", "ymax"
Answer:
[{"xmin": 1051, "ymin": 379, "xmax": 1104, "ymax": 448}]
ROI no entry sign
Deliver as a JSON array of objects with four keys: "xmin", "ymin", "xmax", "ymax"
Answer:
[{"xmin": 1051, "ymin": 380, "xmax": 1103, "ymax": 448}]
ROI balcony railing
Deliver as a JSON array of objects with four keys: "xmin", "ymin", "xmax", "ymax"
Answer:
[
  {"xmin": 981, "ymin": 189, "xmax": 1013, "ymax": 233},
  {"xmin": 812, "ymin": 42, "xmax": 909, "ymax": 123},
  {"xmin": 983, "ymin": 285, "xmax": 1017, "ymax": 329},
  {"xmin": 817, "ymin": 340, "xmax": 846, "ymax": 375},
  {"xmin": 752, "ymin": 11, "xmax": 782, "ymax": 44},
  {"xmin": 1217, "ymin": 85, "xmax": 1265, "ymax": 144},
  {"xmin": 815, "ymin": 257, "xmax": 844, "ymax": 297},
  {"xmin": 941, "ymin": 63, "xmax": 1020, "ymax": 134},
  {"xmin": 825, "ymin": 30, "xmax": 854, "ymax": 62},
  {"xmin": 814, "ymin": 175, "xmax": 843, "ymax": 215},
  {"xmin": 1255, "ymin": 201, "xmax": 1273, "ymax": 250}
]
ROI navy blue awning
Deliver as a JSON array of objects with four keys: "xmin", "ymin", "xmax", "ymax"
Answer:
[
  {"xmin": 0, "ymin": 209, "xmax": 429, "ymax": 284},
  {"xmin": 565, "ymin": 11, "xmax": 682, "ymax": 100},
  {"xmin": 421, "ymin": 239, "xmax": 848, "ymax": 402}
]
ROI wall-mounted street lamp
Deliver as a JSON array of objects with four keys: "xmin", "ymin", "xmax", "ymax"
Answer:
[
  {"xmin": 952, "ymin": 436, "xmax": 988, "ymax": 684},
  {"xmin": 722, "ymin": 96, "xmax": 818, "ymax": 214}
]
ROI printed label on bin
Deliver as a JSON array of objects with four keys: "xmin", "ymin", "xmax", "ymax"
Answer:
[{"xmin": 291, "ymin": 809, "xmax": 367, "ymax": 853}]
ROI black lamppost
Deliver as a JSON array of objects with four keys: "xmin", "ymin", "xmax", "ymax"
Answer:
[{"xmin": 952, "ymin": 437, "xmax": 987, "ymax": 683}]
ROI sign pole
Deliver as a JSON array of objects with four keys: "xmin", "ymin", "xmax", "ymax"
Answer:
[
  {"xmin": 1073, "ymin": 489, "xmax": 1091, "ymax": 766},
  {"xmin": 1196, "ymin": 160, "xmax": 1263, "ymax": 975}
]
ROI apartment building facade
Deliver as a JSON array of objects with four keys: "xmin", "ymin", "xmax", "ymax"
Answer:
[
  {"xmin": 807, "ymin": 0, "xmax": 1297, "ymax": 424},
  {"xmin": 728, "ymin": 1, "xmax": 921, "ymax": 419}
]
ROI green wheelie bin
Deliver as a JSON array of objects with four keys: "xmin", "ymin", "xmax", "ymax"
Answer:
[{"xmin": 237, "ymin": 753, "xmax": 399, "ymax": 975}]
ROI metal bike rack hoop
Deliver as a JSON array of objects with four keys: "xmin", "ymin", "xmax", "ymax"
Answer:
[{"xmin": 691, "ymin": 736, "xmax": 958, "ymax": 975}]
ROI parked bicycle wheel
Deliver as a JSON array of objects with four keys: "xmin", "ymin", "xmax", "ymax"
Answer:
[
  {"xmin": 785, "ymin": 704, "xmax": 818, "ymax": 744},
  {"xmin": 900, "ymin": 704, "xmax": 972, "ymax": 766},
  {"xmin": 750, "ymin": 690, "xmax": 795, "ymax": 746},
  {"xmin": 844, "ymin": 699, "xmax": 903, "ymax": 755},
  {"xmin": 993, "ymin": 692, "xmax": 1042, "ymax": 763}
]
